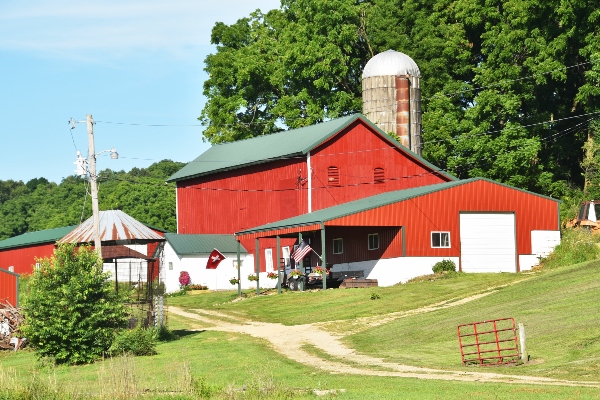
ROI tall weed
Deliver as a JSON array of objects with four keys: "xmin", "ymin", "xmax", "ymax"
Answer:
[{"xmin": 539, "ymin": 228, "xmax": 600, "ymax": 268}]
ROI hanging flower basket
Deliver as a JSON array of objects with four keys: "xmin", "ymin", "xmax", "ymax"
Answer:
[
  {"xmin": 267, "ymin": 272, "xmax": 278, "ymax": 279},
  {"xmin": 229, "ymin": 278, "xmax": 239, "ymax": 285},
  {"xmin": 289, "ymin": 269, "xmax": 303, "ymax": 277},
  {"xmin": 313, "ymin": 266, "xmax": 324, "ymax": 275},
  {"xmin": 248, "ymin": 274, "xmax": 259, "ymax": 281}
]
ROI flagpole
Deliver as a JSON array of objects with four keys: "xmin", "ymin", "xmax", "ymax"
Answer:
[{"xmin": 311, "ymin": 248, "xmax": 322, "ymax": 261}]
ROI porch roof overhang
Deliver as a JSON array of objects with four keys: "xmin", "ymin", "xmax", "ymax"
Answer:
[
  {"xmin": 235, "ymin": 179, "xmax": 472, "ymax": 240},
  {"xmin": 102, "ymin": 245, "xmax": 155, "ymax": 261},
  {"xmin": 235, "ymin": 177, "xmax": 560, "ymax": 241}
]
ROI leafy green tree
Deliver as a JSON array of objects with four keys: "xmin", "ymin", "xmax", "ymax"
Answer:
[
  {"xmin": 0, "ymin": 160, "xmax": 183, "ymax": 240},
  {"xmin": 200, "ymin": 0, "xmax": 600, "ymax": 197},
  {"xmin": 22, "ymin": 243, "xmax": 128, "ymax": 365},
  {"xmin": 200, "ymin": 0, "xmax": 370, "ymax": 143}
]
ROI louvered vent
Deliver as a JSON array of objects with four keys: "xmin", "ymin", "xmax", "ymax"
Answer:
[
  {"xmin": 374, "ymin": 167, "xmax": 385, "ymax": 183},
  {"xmin": 328, "ymin": 166, "xmax": 340, "ymax": 186}
]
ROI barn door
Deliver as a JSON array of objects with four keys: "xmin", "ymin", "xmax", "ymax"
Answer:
[{"xmin": 460, "ymin": 213, "xmax": 517, "ymax": 273}]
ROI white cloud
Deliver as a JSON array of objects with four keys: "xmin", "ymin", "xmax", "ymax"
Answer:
[{"xmin": 0, "ymin": 0, "xmax": 280, "ymax": 58}]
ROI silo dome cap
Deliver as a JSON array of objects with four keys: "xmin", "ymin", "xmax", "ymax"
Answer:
[{"xmin": 362, "ymin": 50, "xmax": 421, "ymax": 78}]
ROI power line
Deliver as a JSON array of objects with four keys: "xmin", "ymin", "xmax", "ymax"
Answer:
[{"xmin": 421, "ymin": 111, "xmax": 600, "ymax": 146}]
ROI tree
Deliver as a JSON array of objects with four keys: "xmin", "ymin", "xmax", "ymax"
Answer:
[
  {"xmin": 22, "ymin": 243, "xmax": 128, "ymax": 365},
  {"xmin": 200, "ymin": 0, "xmax": 370, "ymax": 143},
  {"xmin": 200, "ymin": 0, "xmax": 600, "ymax": 197}
]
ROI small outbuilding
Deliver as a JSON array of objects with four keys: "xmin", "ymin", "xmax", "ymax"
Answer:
[{"xmin": 162, "ymin": 233, "xmax": 258, "ymax": 292}]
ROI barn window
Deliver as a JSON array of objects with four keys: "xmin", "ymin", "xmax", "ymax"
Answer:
[
  {"xmin": 368, "ymin": 233, "xmax": 379, "ymax": 250},
  {"xmin": 374, "ymin": 168, "xmax": 385, "ymax": 183},
  {"xmin": 168, "ymin": 262, "xmax": 173, "ymax": 271},
  {"xmin": 35, "ymin": 262, "xmax": 41, "ymax": 270},
  {"xmin": 8, "ymin": 266, "xmax": 14, "ymax": 272},
  {"xmin": 327, "ymin": 166, "xmax": 340, "ymax": 186},
  {"xmin": 265, "ymin": 248, "xmax": 274, "ymax": 271},
  {"xmin": 333, "ymin": 238, "xmax": 343, "ymax": 254},
  {"xmin": 431, "ymin": 232, "xmax": 451, "ymax": 248}
]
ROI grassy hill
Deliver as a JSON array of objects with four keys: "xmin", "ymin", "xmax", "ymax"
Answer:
[{"xmin": 1, "ymin": 259, "xmax": 598, "ymax": 399}]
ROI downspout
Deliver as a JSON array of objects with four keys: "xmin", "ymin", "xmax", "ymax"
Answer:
[{"xmin": 307, "ymin": 151, "xmax": 312, "ymax": 213}]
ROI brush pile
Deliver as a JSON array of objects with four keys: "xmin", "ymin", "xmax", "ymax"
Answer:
[{"xmin": 0, "ymin": 300, "xmax": 25, "ymax": 350}]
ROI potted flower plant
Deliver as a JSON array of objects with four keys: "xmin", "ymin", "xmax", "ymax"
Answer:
[
  {"xmin": 267, "ymin": 272, "xmax": 278, "ymax": 279},
  {"xmin": 248, "ymin": 274, "xmax": 259, "ymax": 281},
  {"xmin": 229, "ymin": 277, "xmax": 239, "ymax": 285},
  {"xmin": 313, "ymin": 266, "xmax": 324, "ymax": 275},
  {"xmin": 289, "ymin": 269, "xmax": 303, "ymax": 277}
]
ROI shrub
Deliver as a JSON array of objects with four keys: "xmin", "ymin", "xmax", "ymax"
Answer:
[
  {"xmin": 188, "ymin": 284, "xmax": 208, "ymax": 290},
  {"xmin": 109, "ymin": 327, "xmax": 157, "ymax": 356},
  {"xmin": 432, "ymin": 259, "xmax": 456, "ymax": 274},
  {"xmin": 22, "ymin": 243, "xmax": 128, "ymax": 365},
  {"xmin": 539, "ymin": 228, "xmax": 600, "ymax": 268},
  {"xmin": 179, "ymin": 271, "xmax": 191, "ymax": 287}
]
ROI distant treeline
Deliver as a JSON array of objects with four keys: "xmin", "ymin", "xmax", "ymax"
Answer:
[{"xmin": 0, "ymin": 160, "xmax": 184, "ymax": 240}]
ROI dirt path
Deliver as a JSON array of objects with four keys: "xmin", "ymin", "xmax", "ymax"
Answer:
[{"xmin": 169, "ymin": 287, "xmax": 599, "ymax": 388}]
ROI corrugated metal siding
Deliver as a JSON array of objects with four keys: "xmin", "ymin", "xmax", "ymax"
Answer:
[
  {"xmin": 177, "ymin": 158, "xmax": 307, "ymax": 234},
  {"xmin": 60, "ymin": 210, "xmax": 164, "ymax": 243},
  {"xmin": 0, "ymin": 243, "xmax": 56, "ymax": 275},
  {"xmin": 310, "ymin": 122, "xmax": 449, "ymax": 211},
  {"xmin": 325, "ymin": 226, "xmax": 402, "ymax": 264},
  {"xmin": 178, "ymin": 122, "xmax": 452, "ymax": 237},
  {"xmin": 329, "ymin": 180, "xmax": 559, "ymax": 258},
  {"xmin": 0, "ymin": 269, "xmax": 19, "ymax": 306},
  {"xmin": 165, "ymin": 233, "xmax": 248, "ymax": 255},
  {"xmin": 0, "ymin": 226, "xmax": 76, "ymax": 250}
]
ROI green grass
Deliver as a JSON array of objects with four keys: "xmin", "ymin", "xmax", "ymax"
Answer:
[
  {"xmin": 2, "ymin": 257, "xmax": 599, "ymax": 398},
  {"xmin": 169, "ymin": 272, "xmax": 524, "ymax": 325},
  {"xmin": 344, "ymin": 261, "xmax": 600, "ymax": 381}
]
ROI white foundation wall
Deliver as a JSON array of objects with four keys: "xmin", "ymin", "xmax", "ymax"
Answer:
[
  {"xmin": 531, "ymin": 230, "xmax": 561, "ymax": 257},
  {"xmin": 519, "ymin": 230, "xmax": 561, "ymax": 272},
  {"xmin": 519, "ymin": 255, "xmax": 540, "ymax": 272},
  {"xmin": 331, "ymin": 257, "xmax": 460, "ymax": 286}
]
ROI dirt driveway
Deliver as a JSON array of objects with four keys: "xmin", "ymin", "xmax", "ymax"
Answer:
[{"xmin": 169, "ymin": 286, "xmax": 599, "ymax": 388}]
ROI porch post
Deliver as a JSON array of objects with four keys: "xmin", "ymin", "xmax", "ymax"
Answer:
[
  {"xmin": 237, "ymin": 240, "xmax": 241, "ymax": 297},
  {"xmin": 255, "ymin": 238, "xmax": 260, "ymax": 295},
  {"xmin": 321, "ymin": 224, "xmax": 327, "ymax": 290},
  {"xmin": 276, "ymin": 235, "xmax": 281, "ymax": 294},
  {"xmin": 297, "ymin": 232, "xmax": 302, "ymax": 269}
]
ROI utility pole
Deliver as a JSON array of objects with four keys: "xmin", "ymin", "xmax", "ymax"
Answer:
[{"xmin": 87, "ymin": 114, "xmax": 102, "ymax": 258}]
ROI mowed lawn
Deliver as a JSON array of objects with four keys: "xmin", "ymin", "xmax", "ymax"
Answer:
[{"xmin": 0, "ymin": 261, "xmax": 598, "ymax": 399}]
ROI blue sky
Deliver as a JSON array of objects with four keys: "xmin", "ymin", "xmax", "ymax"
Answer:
[{"xmin": 0, "ymin": 0, "xmax": 281, "ymax": 183}]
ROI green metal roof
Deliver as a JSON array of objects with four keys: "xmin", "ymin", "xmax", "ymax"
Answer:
[
  {"xmin": 0, "ymin": 225, "xmax": 77, "ymax": 250},
  {"xmin": 165, "ymin": 233, "xmax": 248, "ymax": 255},
  {"xmin": 167, "ymin": 113, "xmax": 455, "ymax": 182},
  {"xmin": 235, "ymin": 178, "xmax": 559, "ymax": 236}
]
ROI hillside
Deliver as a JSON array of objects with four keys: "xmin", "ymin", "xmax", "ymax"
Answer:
[
  {"xmin": 168, "ymin": 259, "xmax": 600, "ymax": 384},
  {"xmin": 0, "ymin": 259, "xmax": 598, "ymax": 398},
  {"xmin": 0, "ymin": 160, "xmax": 184, "ymax": 240}
]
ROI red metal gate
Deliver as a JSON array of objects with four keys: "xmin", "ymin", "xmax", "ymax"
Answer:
[
  {"xmin": 0, "ymin": 268, "xmax": 20, "ymax": 307},
  {"xmin": 457, "ymin": 317, "xmax": 520, "ymax": 365}
]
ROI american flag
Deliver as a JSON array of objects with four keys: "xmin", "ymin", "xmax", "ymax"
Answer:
[{"xmin": 291, "ymin": 240, "xmax": 312, "ymax": 263}]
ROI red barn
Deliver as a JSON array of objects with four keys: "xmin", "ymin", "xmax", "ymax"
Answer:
[
  {"xmin": 236, "ymin": 178, "xmax": 560, "ymax": 285},
  {"xmin": 169, "ymin": 114, "xmax": 560, "ymax": 285},
  {"xmin": 0, "ymin": 226, "xmax": 77, "ymax": 275}
]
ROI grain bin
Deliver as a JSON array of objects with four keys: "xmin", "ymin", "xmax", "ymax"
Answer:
[{"xmin": 362, "ymin": 50, "xmax": 422, "ymax": 155}]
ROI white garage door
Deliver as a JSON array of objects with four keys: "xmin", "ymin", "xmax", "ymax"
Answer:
[{"xmin": 460, "ymin": 213, "xmax": 516, "ymax": 273}]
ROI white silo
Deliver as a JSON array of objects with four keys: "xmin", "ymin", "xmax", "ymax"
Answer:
[{"xmin": 362, "ymin": 50, "xmax": 422, "ymax": 155}]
